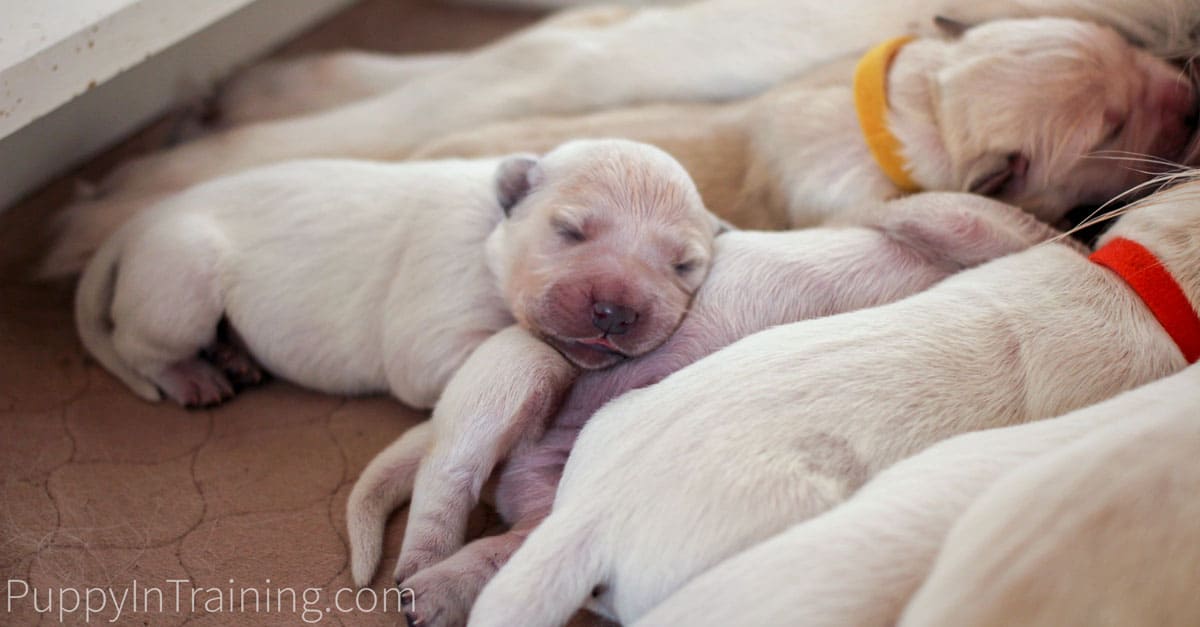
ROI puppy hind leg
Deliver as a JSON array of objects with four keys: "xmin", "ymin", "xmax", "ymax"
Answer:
[
  {"xmin": 348, "ymin": 421, "xmax": 434, "ymax": 588},
  {"xmin": 107, "ymin": 221, "xmax": 231, "ymax": 407},
  {"xmin": 152, "ymin": 358, "xmax": 234, "ymax": 407}
]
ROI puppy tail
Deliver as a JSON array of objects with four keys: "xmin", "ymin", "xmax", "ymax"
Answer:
[
  {"xmin": 74, "ymin": 235, "xmax": 162, "ymax": 402},
  {"xmin": 347, "ymin": 422, "xmax": 433, "ymax": 588},
  {"xmin": 37, "ymin": 195, "xmax": 157, "ymax": 280},
  {"xmin": 468, "ymin": 512, "xmax": 606, "ymax": 627}
]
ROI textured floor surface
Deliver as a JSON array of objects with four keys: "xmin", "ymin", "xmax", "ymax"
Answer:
[{"xmin": 0, "ymin": 1, "xmax": 610, "ymax": 624}]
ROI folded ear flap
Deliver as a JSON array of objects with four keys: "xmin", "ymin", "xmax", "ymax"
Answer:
[
  {"xmin": 495, "ymin": 153, "xmax": 542, "ymax": 215},
  {"xmin": 966, "ymin": 152, "xmax": 1028, "ymax": 198},
  {"xmin": 933, "ymin": 15, "xmax": 973, "ymax": 38}
]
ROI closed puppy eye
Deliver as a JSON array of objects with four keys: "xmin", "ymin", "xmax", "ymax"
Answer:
[
  {"xmin": 553, "ymin": 220, "xmax": 586, "ymax": 243},
  {"xmin": 969, "ymin": 152, "xmax": 1028, "ymax": 197},
  {"xmin": 1101, "ymin": 116, "xmax": 1127, "ymax": 147}
]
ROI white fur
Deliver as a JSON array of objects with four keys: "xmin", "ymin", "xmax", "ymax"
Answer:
[
  {"xmin": 75, "ymin": 157, "xmax": 511, "ymax": 407},
  {"xmin": 73, "ymin": 138, "xmax": 716, "ymax": 408},
  {"xmin": 345, "ymin": 192, "xmax": 1068, "ymax": 623},
  {"xmin": 216, "ymin": 50, "xmax": 464, "ymax": 127},
  {"xmin": 447, "ymin": 0, "xmax": 692, "ymax": 8},
  {"xmin": 416, "ymin": 16, "xmax": 1195, "ymax": 230},
  {"xmin": 899, "ymin": 364, "xmax": 1200, "ymax": 627},
  {"xmin": 636, "ymin": 363, "xmax": 1200, "ymax": 627},
  {"xmin": 39, "ymin": 0, "xmax": 1200, "ymax": 276},
  {"xmin": 468, "ymin": 178, "xmax": 1200, "ymax": 626}
]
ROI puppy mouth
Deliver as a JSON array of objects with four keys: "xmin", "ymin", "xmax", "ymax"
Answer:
[
  {"xmin": 544, "ymin": 334, "xmax": 631, "ymax": 370},
  {"xmin": 574, "ymin": 336, "xmax": 628, "ymax": 356}
]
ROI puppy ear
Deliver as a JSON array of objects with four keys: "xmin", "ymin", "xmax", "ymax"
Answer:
[
  {"xmin": 966, "ymin": 153, "xmax": 1028, "ymax": 198},
  {"xmin": 714, "ymin": 217, "xmax": 736, "ymax": 236},
  {"xmin": 933, "ymin": 15, "xmax": 972, "ymax": 38},
  {"xmin": 495, "ymin": 153, "xmax": 542, "ymax": 215}
]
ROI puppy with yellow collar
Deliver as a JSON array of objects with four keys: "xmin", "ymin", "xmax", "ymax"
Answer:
[
  {"xmin": 416, "ymin": 16, "xmax": 1196, "ymax": 230},
  {"xmin": 41, "ymin": 6, "xmax": 1200, "ymax": 275}
]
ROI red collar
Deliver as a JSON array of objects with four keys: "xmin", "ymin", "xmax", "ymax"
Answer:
[{"xmin": 1091, "ymin": 237, "xmax": 1200, "ymax": 364}]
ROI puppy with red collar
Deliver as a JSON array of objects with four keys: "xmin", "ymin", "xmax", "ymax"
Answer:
[{"xmin": 470, "ymin": 175, "xmax": 1200, "ymax": 626}]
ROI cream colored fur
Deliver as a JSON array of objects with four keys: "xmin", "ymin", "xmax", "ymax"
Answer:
[
  {"xmin": 636, "ymin": 364, "xmax": 1200, "ymax": 627},
  {"xmin": 38, "ymin": 0, "xmax": 1200, "ymax": 276},
  {"xmin": 468, "ymin": 178, "xmax": 1200, "ymax": 626},
  {"xmin": 346, "ymin": 192, "xmax": 1067, "ymax": 626},
  {"xmin": 899, "ymin": 365, "xmax": 1200, "ymax": 627},
  {"xmin": 416, "ymin": 17, "xmax": 1195, "ymax": 229},
  {"xmin": 72, "ymin": 139, "xmax": 717, "ymax": 408}
]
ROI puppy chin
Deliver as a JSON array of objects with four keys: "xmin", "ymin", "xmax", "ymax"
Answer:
[{"xmin": 548, "ymin": 336, "xmax": 629, "ymax": 370}]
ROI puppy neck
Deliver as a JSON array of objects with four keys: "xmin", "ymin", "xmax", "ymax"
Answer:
[
  {"xmin": 1099, "ymin": 182, "xmax": 1200, "ymax": 319},
  {"xmin": 1091, "ymin": 236, "xmax": 1200, "ymax": 364},
  {"xmin": 884, "ymin": 39, "xmax": 956, "ymax": 192},
  {"xmin": 854, "ymin": 36, "xmax": 921, "ymax": 192}
]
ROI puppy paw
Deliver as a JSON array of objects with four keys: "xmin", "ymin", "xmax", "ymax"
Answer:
[
  {"xmin": 392, "ymin": 548, "xmax": 444, "ymax": 587},
  {"xmin": 400, "ymin": 568, "xmax": 473, "ymax": 627},
  {"xmin": 155, "ymin": 358, "xmax": 235, "ymax": 408},
  {"xmin": 204, "ymin": 340, "xmax": 265, "ymax": 389}
]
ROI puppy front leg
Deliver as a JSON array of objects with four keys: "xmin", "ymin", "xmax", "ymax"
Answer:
[
  {"xmin": 401, "ymin": 523, "xmax": 539, "ymax": 627},
  {"xmin": 393, "ymin": 326, "xmax": 577, "ymax": 584},
  {"xmin": 401, "ymin": 434, "xmax": 568, "ymax": 626}
]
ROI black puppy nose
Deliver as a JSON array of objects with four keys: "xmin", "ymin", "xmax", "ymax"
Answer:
[{"xmin": 592, "ymin": 302, "xmax": 638, "ymax": 335}]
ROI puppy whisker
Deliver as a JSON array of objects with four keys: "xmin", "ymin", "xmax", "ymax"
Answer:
[
  {"xmin": 1054, "ymin": 169, "xmax": 1200, "ymax": 242},
  {"xmin": 1084, "ymin": 150, "xmax": 1185, "ymax": 170}
]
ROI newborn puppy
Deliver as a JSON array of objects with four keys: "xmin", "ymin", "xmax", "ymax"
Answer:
[
  {"xmin": 416, "ymin": 16, "xmax": 1197, "ymax": 228},
  {"xmin": 637, "ymin": 363, "xmax": 1200, "ymax": 627},
  {"xmin": 469, "ymin": 176, "xmax": 1200, "ymax": 626},
  {"xmin": 347, "ymin": 192, "xmax": 1065, "ymax": 626},
  {"xmin": 900, "ymin": 366, "xmax": 1200, "ymax": 627},
  {"xmin": 73, "ymin": 139, "xmax": 718, "ymax": 408},
  {"xmin": 38, "ymin": 1, "xmax": 1200, "ymax": 276}
]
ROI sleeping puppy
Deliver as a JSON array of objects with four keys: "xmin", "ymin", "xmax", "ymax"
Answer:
[
  {"xmin": 37, "ymin": 1, "xmax": 1200, "ymax": 275},
  {"xmin": 72, "ymin": 139, "xmax": 719, "ymax": 408},
  {"xmin": 468, "ymin": 176, "xmax": 1200, "ymax": 626},
  {"xmin": 900, "ymin": 366, "xmax": 1200, "ymax": 627},
  {"xmin": 346, "ymin": 192, "xmax": 1066, "ymax": 627},
  {"xmin": 416, "ymin": 16, "xmax": 1197, "ymax": 228},
  {"xmin": 215, "ymin": 0, "xmax": 1198, "ymax": 130},
  {"xmin": 636, "ymin": 363, "xmax": 1200, "ymax": 627}
]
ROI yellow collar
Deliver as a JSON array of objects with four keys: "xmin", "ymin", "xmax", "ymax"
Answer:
[{"xmin": 854, "ymin": 36, "xmax": 921, "ymax": 192}]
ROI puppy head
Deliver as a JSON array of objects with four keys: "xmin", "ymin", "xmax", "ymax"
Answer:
[
  {"xmin": 892, "ymin": 17, "xmax": 1197, "ymax": 223},
  {"xmin": 486, "ymin": 139, "xmax": 720, "ymax": 370}
]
